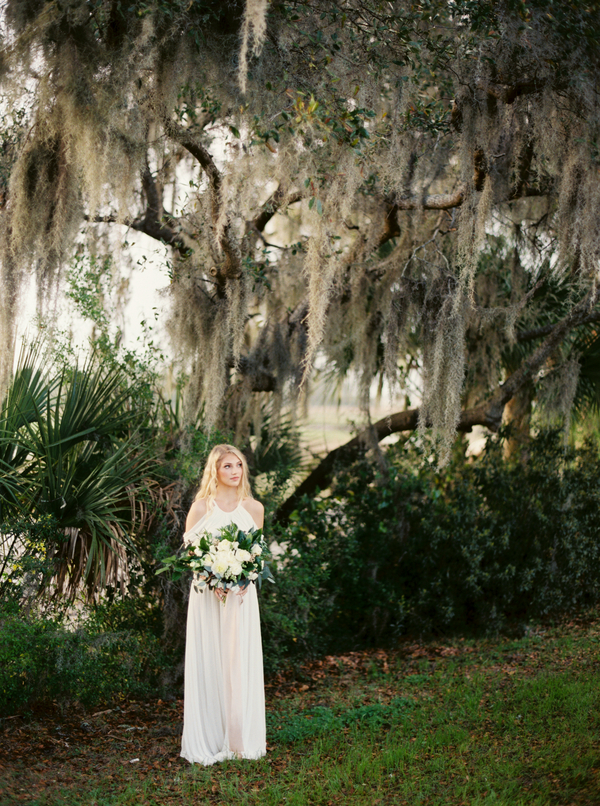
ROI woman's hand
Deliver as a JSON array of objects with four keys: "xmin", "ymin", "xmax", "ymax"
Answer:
[{"xmin": 215, "ymin": 584, "xmax": 250, "ymax": 602}]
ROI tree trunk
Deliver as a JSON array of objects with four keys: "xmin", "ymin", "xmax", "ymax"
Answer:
[{"xmin": 502, "ymin": 382, "xmax": 534, "ymax": 460}]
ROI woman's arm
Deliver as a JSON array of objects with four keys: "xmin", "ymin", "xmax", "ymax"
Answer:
[
  {"xmin": 185, "ymin": 498, "xmax": 208, "ymax": 534},
  {"xmin": 241, "ymin": 498, "xmax": 264, "ymax": 529}
]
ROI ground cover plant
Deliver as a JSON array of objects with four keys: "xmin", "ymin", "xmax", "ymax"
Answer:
[
  {"xmin": 0, "ymin": 607, "xmax": 171, "ymax": 717},
  {"xmin": 1, "ymin": 615, "xmax": 599, "ymax": 806}
]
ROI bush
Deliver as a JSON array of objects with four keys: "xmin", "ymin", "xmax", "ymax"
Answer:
[
  {"xmin": 272, "ymin": 430, "xmax": 600, "ymax": 650},
  {"xmin": 259, "ymin": 496, "xmax": 339, "ymax": 673},
  {"xmin": 0, "ymin": 608, "xmax": 172, "ymax": 716}
]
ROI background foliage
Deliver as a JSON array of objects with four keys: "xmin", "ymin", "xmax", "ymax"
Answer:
[{"xmin": 262, "ymin": 430, "xmax": 600, "ymax": 659}]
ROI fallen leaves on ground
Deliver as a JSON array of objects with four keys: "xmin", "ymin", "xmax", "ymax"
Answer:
[{"xmin": 2, "ymin": 616, "xmax": 600, "ymax": 805}]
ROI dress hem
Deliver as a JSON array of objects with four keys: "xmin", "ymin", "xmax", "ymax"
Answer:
[{"xmin": 180, "ymin": 748, "xmax": 266, "ymax": 766}]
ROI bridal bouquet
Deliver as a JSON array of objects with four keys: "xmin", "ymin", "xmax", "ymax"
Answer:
[{"xmin": 156, "ymin": 523, "xmax": 274, "ymax": 598}]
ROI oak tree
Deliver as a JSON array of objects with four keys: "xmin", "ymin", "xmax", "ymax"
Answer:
[{"xmin": 0, "ymin": 0, "xmax": 599, "ymax": 493}]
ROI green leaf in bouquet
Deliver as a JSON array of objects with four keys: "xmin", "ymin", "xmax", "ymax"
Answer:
[
  {"xmin": 256, "ymin": 562, "xmax": 275, "ymax": 589},
  {"xmin": 155, "ymin": 553, "xmax": 179, "ymax": 574}
]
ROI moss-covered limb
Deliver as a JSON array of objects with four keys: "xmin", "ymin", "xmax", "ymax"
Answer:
[
  {"xmin": 83, "ymin": 211, "xmax": 192, "ymax": 258},
  {"xmin": 517, "ymin": 309, "xmax": 600, "ymax": 343},
  {"xmin": 275, "ymin": 404, "xmax": 490, "ymax": 524},
  {"xmin": 248, "ymin": 188, "xmax": 304, "ymax": 235},
  {"xmin": 277, "ymin": 290, "xmax": 600, "ymax": 522},
  {"xmin": 495, "ymin": 288, "xmax": 600, "ymax": 409},
  {"xmin": 160, "ymin": 116, "xmax": 222, "ymax": 195},
  {"xmin": 394, "ymin": 186, "xmax": 466, "ymax": 212},
  {"xmin": 160, "ymin": 114, "xmax": 242, "ymax": 288},
  {"xmin": 475, "ymin": 74, "xmax": 571, "ymax": 105}
]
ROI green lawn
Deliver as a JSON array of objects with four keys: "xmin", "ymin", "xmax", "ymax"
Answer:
[{"xmin": 2, "ymin": 620, "xmax": 599, "ymax": 805}]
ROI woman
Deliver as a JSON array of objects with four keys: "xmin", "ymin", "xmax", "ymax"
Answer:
[{"xmin": 180, "ymin": 444, "xmax": 266, "ymax": 765}]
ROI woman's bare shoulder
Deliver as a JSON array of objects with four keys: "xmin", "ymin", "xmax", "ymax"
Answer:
[
  {"xmin": 186, "ymin": 498, "xmax": 208, "ymax": 531},
  {"xmin": 241, "ymin": 498, "xmax": 264, "ymax": 528}
]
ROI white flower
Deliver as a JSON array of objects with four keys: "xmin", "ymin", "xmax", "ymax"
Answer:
[
  {"xmin": 213, "ymin": 556, "xmax": 229, "ymax": 575},
  {"xmin": 236, "ymin": 549, "xmax": 252, "ymax": 563},
  {"xmin": 249, "ymin": 571, "xmax": 258, "ymax": 580},
  {"xmin": 251, "ymin": 544, "xmax": 263, "ymax": 556},
  {"xmin": 217, "ymin": 539, "xmax": 231, "ymax": 551},
  {"xmin": 229, "ymin": 561, "xmax": 243, "ymax": 576}
]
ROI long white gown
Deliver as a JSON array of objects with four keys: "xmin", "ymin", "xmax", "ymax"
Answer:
[{"xmin": 180, "ymin": 501, "xmax": 266, "ymax": 765}]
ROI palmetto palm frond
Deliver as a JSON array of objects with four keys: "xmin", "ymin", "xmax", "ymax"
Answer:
[
  {"xmin": 42, "ymin": 439, "xmax": 153, "ymax": 598},
  {"xmin": 0, "ymin": 341, "xmax": 54, "ymax": 517},
  {"xmin": 0, "ymin": 345, "xmax": 158, "ymax": 600}
]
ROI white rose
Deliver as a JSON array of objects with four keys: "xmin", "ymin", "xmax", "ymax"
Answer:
[
  {"xmin": 251, "ymin": 544, "xmax": 263, "ymax": 556},
  {"xmin": 217, "ymin": 539, "xmax": 231, "ymax": 551},
  {"xmin": 229, "ymin": 561, "xmax": 243, "ymax": 576},
  {"xmin": 236, "ymin": 549, "xmax": 252, "ymax": 563},
  {"xmin": 213, "ymin": 557, "xmax": 229, "ymax": 575},
  {"xmin": 249, "ymin": 571, "xmax": 258, "ymax": 580}
]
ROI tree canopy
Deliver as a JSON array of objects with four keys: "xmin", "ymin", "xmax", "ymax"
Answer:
[{"xmin": 1, "ymin": 0, "xmax": 600, "ymax": 467}]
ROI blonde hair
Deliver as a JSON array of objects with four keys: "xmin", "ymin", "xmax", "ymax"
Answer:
[{"xmin": 194, "ymin": 444, "xmax": 252, "ymax": 510}]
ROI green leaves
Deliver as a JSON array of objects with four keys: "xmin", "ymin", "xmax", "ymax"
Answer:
[
  {"xmin": 308, "ymin": 196, "xmax": 323, "ymax": 215},
  {"xmin": 0, "ymin": 344, "xmax": 156, "ymax": 601}
]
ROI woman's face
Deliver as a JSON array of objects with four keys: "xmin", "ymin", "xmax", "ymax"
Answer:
[{"xmin": 217, "ymin": 453, "xmax": 243, "ymax": 489}]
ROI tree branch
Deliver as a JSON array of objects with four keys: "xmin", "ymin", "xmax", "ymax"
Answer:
[
  {"xmin": 234, "ymin": 301, "xmax": 308, "ymax": 393},
  {"xmin": 274, "ymin": 402, "xmax": 501, "ymax": 523},
  {"xmin": 142, "ymin": 162, "xmax": 162, "ymax": 225},
  {"xmin": 394, "ymin": 186, "xmax": 465, "ymax": 211},
  {"xmin": 390, "ymin": 176, "xmax": 547, "ymax": 218},
  {"xmin": 496, "ymin": 289, "xmax": 600, "ymax": 406},
  {"xmin": 161, "ymin": 115, "xmax": 241, "ymax": 285},
  {"xmin": 517, "ymin": 309, "xmax": 600, "ymax": 342},
  {"xmin": 235, "ymin": 356, "xmax": 276, "ymax": 392},
  {"xmin": 275, "ymin": 288, "xmax": 600, "ymax": 523},
  {"xmin": 478, "ymin": 76, "xmax": 566, "ymax": 105},
  {"xmin": 250, "ymin": 188, "xmax": 303, "ymax": 234},
  {"xmin": 83, "ymin": 212, "xmax": 192, "ymax": 258}
]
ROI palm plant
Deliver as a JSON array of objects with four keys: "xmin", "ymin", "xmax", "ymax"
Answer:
[
  {"xmin": 0, "ymin": 344, "xmax": 159, "ymax": 602},
  {"xmin": 0, "ymin": 344, "xmax": 52, "ymax": 519}
]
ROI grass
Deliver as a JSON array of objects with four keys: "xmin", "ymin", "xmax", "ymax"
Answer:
[{"xmin": 1, "ymin": 619, "xmax": 600, "ymax": 805}]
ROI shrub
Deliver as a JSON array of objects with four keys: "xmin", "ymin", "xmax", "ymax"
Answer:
[
  {"xmin": 0, "ymin": 608, "xmax": 172, "ymax": 716},
  {"xmin": 273, "ymin": 430, "xmax": 600, "ymax": 649},
  {"xmin": 259, "ymin": 496, "xmax": 338, "ymax": 673}
]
